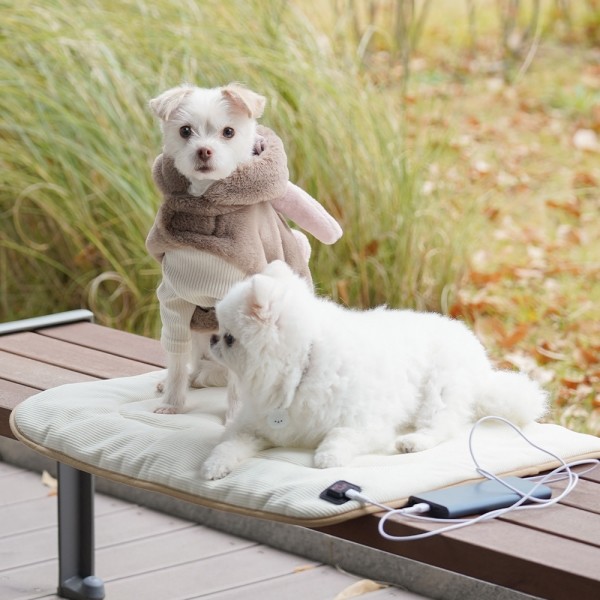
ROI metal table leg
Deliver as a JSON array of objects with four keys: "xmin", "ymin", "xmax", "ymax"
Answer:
[{"xmin": 57, "ymin": 463, "xmax": 106, "ymax": 600}]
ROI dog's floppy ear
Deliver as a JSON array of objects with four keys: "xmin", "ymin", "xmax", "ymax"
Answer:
[
  {"xmin": 149, "ymin": 85, "xmax": 194, "ymax": 121},
  {"xmin": 246, "ymin": 274, "xmax": 283, "ymax": 323},
  {"xmin": 222, "ymin": 83, "xmax": 266, "ymax": 119}
]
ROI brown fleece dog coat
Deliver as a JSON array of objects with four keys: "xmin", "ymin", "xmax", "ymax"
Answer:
[{"xmin": 146, "ymin": 126, "xmax": 314, "ymax": 331}]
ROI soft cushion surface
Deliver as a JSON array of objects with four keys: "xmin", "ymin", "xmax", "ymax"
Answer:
[{"xmin": 11, "ymin": 371, "xmax": 600, "ymax": 526}]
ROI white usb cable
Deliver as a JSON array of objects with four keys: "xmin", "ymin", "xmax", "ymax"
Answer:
[{"xmin": 344, "ymin": 416, "xmax": 599, "ymax": 542}]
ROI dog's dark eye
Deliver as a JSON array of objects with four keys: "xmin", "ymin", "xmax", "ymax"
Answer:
[
  {"xmin": 222, "ymin": 127, "xmax": 235, "ymax": 139},
  {"xmin": 224, "ymin": 333, "xmax": 235, "ymax": 347},
  {"xmin": 179, "ymin": 125, "xmax": 192, "ymax": 139}
]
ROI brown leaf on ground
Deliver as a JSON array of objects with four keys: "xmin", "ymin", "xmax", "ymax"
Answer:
[
  {"xmin": 333, "ymin": 580, "xmax": 387, "ymax": 599},
  {"xmin": 498, "ymin": 323, "xmax": 530, "ymax": 348}
]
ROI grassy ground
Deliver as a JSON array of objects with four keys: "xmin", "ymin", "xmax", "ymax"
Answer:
[{"xmin": 368, "ymin": 5, "xmax": 600, "ymax": 434}]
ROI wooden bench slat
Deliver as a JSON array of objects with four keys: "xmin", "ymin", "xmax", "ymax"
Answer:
[
  {"xmin": 0, "ymin": 379, "xmax": 38, "ymax": 407},
  {"xmin": 499, "ymin": 502, "xmax": 600, "ymax": 547},
  {"xmin": 0, "ymin": 380, "xmax": 39, "ymax": 439},
  {"xmin": 582, "ymin": 465, "xmax": 600, "ymax": 484},
  {"xmin": 39, "ymin": 322, "xmax": 166, "ymax": 367},
  {"xmin": 0, "ymin": 349, "xmax": 98, "ymax": 390},
  {"xmin": 0, "ymin": 331, "xmax": 162, "ymax": 380},
  {"xmin": 549, "ymin": 478, "xmax": 600, "ymax": 515},
  {"xmin": 319, "ymin": 512, "xmax": 600, "ymax": 600}
]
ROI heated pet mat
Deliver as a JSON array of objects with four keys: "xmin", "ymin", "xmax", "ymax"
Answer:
[{"xmin": 10, "ymin": 371, "xmax": 600, "ymax": 527}]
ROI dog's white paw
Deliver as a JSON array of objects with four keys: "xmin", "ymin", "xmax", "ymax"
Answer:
[
  {"xmin": 200, "ymin": 457, "xmax": 233, "ymax": 480},
  {"xmin": 314, "ymin": 450, "xmax": 347, "ymax": 469},
  {"xmin": 154, "ymin": 404, "xmax": 179, "ymax": 415},
  {"xmin": 396, "ymin": 432, "xmax": 434, "ymax": 453}
]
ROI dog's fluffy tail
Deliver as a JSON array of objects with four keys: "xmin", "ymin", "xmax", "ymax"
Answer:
[{"xmin": 475, "ymin": 370, "xmax": 548, "ymax": 426}]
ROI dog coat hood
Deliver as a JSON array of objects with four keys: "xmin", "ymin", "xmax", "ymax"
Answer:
[{"xmin": 146, "ymin": 126, "xmax": 314, "ymax": 330}]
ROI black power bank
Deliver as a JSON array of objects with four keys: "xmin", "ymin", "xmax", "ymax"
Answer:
[{"xmin": 406, "ymin": 476, "xmax": 552, "ymax": 518}]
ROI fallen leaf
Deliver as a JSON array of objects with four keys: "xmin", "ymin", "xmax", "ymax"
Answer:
[
  {"xmin": 575, "ymin": 346, "xmax": 599, "ymax": 367},
  {"xmin": 498, "ymin": 323, "xmax": 530, "ymax": 349},
  {"xmin": 333, "ymin": 580, "xmax": 387, "ymax": 599},
  {"xmin": 41, "ymin": 470, "xmax": 57, "ymax": 496},
  {"xmin": 294, "ymin": 564, "xmax": 317, "ymax": 573},
  {"xmin": 561, "ymin": 375, "xmax": 586, "ymax": 390},
  {"xmin": 474, "ymin": 315, "xmax": 506, "ymax": 345},
  {"xmin": 573, "ymin": 170, "xmax": 597, "ymax": 189},
  {"xmin": 573, "ymin": 128, "xmax": 599, "ymax": 151},
  {"xmin": 468, "ymin": 269, "xmax": 508, "ymax": 285},
  {"xmin": 535, "ymin": 342, "xmax": 568, "ymax": 363},
  {"xmin": 513, "ymin": 267, "xmax": 545, "ymax": 280},
  {"xmin": 545, "ymin": 199, "xmax": 582, "ymax": 218}
]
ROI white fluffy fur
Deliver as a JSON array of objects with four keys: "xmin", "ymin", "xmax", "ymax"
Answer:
[
  {"xmin": 150, "ymin": 83, "xmax": 265, "ymax": 414},
  {"xmin": 150, "ymin": 83, "xmax": 264, "ymax": 194},
  {"xmin": 202, "ymin": 261, "xmax": 548, "ymax": 479}
]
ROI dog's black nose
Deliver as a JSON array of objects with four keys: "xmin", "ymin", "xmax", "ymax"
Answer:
[
  {"xmin": 197, "ymin": 147, "xmax": 212, "ymax": 161},
  {"xmin": 210, "ymin": 334, "xmax": 219, "ymax": 346}
]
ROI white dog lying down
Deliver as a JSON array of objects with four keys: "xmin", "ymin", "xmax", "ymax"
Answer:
[{"xmin": 202, "ymin": 261, "xmax": 547, "ymax": 480}]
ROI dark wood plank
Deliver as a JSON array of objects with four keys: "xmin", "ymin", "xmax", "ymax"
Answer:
[
  {"xmin": 0, "ymin": 332, "xmax": 161, "ymax": 379},
  {"xmin": 548, "ymin": 478, "xmax": 600, "ymax": 515},
  {"xmin": 581, "ymin": 463, "xmax": 600, "ymax": 484},
  {"xmin": 0, "ymin": 380, "xmax": 38, "ymax": 439},
  {"xmin": 318, "ymin": 511, "xmax": 600, "ymax": 600},
  {"xmin": 499, "ymin": 502, "xmax": 600, "ymax": 547},
  {"xmin": 0, "ymin": 379, "xmax": 37, "ymax": 407},
  {"xmin": 39, "ymin": 322, "xmax": 166, "ymax": 367},
  {"xmin": 0, "ymin": 350, "xmax": 98, "ymax": 390}
]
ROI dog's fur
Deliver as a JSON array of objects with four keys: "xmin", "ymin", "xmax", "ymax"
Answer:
[
  {"xmin": 150, "ymin": 84, "xmax": 264, "ymax": 195},
  {"xmin": 149, "ymin": 84, "xmax": 342, "ymax": 415},
  {"xmin": 149, "ymin": 83, "xmax": 264, "ymax": 414},
  {"xmin": 201, "ymin": 261, "xmax": 548, "ymax": 479}
]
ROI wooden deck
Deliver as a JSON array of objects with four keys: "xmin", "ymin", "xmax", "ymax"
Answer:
[
  {"xmin": 0, "ymin": 461, "xmax": 423, "ymax": 600},
  {"xmin": 1, "ymin": 317, "xmax": 599, "ymax": 600}
]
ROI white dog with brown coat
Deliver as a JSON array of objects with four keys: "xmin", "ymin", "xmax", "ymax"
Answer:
[{"xmin": 202, "ymin": 261, "xmax": 547, "ymax": 480}]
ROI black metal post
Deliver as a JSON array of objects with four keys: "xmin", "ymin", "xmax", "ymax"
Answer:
[{"xmin": 57, "ymin": 463, "xmax": 105, "ymax": 600}]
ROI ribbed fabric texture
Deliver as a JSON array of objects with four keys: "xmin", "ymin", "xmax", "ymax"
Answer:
[
  {"xmin": 158, "ymin": 249, "xmax": 245, "ymax": 354},
  {"xmin": 12, "ymin": 372, "xmax": 600, "ymax": 524}
]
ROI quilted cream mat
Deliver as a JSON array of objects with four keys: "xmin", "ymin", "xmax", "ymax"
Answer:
[{"xmin": 10, "ymin": 371, "xmax": 600, "ymax": 527}]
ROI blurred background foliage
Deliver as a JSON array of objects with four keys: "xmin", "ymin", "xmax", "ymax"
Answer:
[
  {"xmin": 3, "ymin": 0, "xmax": 600, "ymax": 431},
  {"xmin": 0, "ymin": 0, "xmax": 486, "ymax": 334},
  {"xmin": 0, "ymin": 0, "xmax": 600, "ymax": 433},
  {"xmin": 0, "ymin": 0, "xmax": 597, "ymax": 336}
]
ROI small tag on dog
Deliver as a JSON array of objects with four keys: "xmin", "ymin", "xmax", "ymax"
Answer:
[{"xmin": 267, "ymin": 409, "xmax": 289, "ymax": 429}]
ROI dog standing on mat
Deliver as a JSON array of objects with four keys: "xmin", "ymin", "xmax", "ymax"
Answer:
[{"xmin": 147, "ymin": 84, "xmax": 342, "ymax": 414}]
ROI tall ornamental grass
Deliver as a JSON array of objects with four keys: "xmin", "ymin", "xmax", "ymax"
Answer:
[{"xmin": 0, "ymin": 0, "xmax": 470, "ymax": 336}]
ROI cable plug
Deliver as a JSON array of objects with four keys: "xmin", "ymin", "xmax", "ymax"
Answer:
[
  {"xmin": 344, "ymin": 488, "xmax": 368, "ymax": 502},
  {"xmin": 320, "ymin": 480, "xmax": 362, "ymax": 505},
  {"xmin": 400, "ymin": 502, "xmax": 430, "ymax": 515}
]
